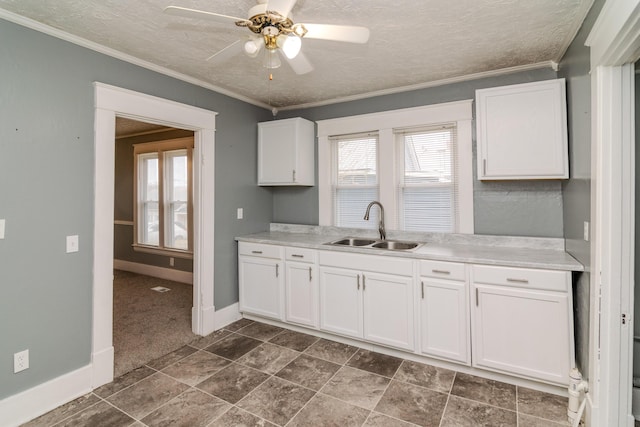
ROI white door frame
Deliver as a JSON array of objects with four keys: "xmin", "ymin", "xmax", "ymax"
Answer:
[
  {"xmin": 586, "ymin": 1, "xmax": 640, "ymax": 425},
  {"xmin": 92, "ymin": 83, "xmax": 217, "ymax": 388}
]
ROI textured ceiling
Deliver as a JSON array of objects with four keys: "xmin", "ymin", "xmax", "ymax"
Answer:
[{"xmin": 0, "ymin": 0, "xmax": 592, "ymax": 110}]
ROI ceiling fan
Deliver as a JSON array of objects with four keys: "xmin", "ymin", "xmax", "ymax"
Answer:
[{"xmin": 164, "ymin": 0, "xmax": 370, "ymax": 75}]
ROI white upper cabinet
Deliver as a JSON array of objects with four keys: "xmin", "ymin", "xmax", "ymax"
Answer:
[
  {"xmin": 475, "ymin": 79, "xmax": 568, "ymax": 180},
  {"xmin": 258, "ymin": 117, "xmax": 315, "ymax": 186}
]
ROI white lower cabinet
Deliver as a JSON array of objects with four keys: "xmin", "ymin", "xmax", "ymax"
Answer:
[
  {"xmin": 318, "ymin": 251, "xmax": 414, "ymax": 351},
  {"xmin": 284, "ymin": 247, "xmax": 318, "ymax": 328},
  {"xmin": 238, "ymin": 242, "xmax": 577, "ymax": 387},
  {"xmin": 238, "ymin": 242, "xmax": 284, "ymax": 320},
  {"xmin": 419, "ymin": 260, "xmax": 470, "ymax": 364},
  {"xmin": 471, "ymin": 264, "xmax": 574, "ymax": 385}
]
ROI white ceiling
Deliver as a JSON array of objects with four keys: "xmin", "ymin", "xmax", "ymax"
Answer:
[{"xmin": 0, "ymin": 0, "xmax": 593, "ymax": 110}]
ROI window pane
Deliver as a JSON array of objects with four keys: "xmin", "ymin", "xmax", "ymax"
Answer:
[
  {"xmin": 333, "ymin": 135, "xmax": 378, "ymax": 228},
  {"xmin": 139, "ymin": 153, "xmax": 159, "ymax": 246},
  {"xmin": 399, "ymin": 127, "xmax": 456, "ymax": 232},
  {"xmin": 402, "ymin": 187, "xmax": 453, "ymax": 232},
  {"xmin": 404, "ymin": 131, "xmax": 452, "ymax": 184},
  {"xmin": 337, "ymin": 137, "xmax": 377, "ymax": 185},
  {"xmin": 165, "ymin": 150, "xmax": 189, "ymax": 250}
]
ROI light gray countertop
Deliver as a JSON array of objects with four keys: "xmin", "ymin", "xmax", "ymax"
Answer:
[{"xmin": 236, "ymin": 225, "xmax": 584, "ymax": 272}]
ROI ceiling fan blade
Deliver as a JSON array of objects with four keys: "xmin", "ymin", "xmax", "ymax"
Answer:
[
  {"xmin": 266, "ymin": 0, "xmax": 298, "ymax": 18},
  {"xmin": 283, "ymin": 51, "xmax": 313, "ymax": 75},
  {"xmin": 206, "ymin": 39, "xmax": 243, "ymax": 62},
  {"xmin": 164, "ymin": 6, "xmax": 250, "ymax": 25},
  {"xmin": 300, "ymin": 24, "xmax": 370, "ymax": 44}
]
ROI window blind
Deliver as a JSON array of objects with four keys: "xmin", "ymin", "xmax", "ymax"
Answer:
[
  {"xmin": 330, "ymin": 132, "xmax": 379, "ymax": 228},
  {"xmin": 396, "ymin": 124, "xmax": 458, "ymax": 232}
]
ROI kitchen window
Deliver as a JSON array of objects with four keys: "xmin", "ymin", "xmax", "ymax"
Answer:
[
  {"xmin": 133, "ymin": 137, "xmax": 194, "ymax": 257},
  {"xmin": 397, "ymin": 125, "xmax": 458, "ymax": 232},
  {"xmin": 317, "ymin": 101, "xmax": 474, "ymax": 233},
  {"xmin": 331, "ymin": 132, "xmax": 379, "ymax": 228}
]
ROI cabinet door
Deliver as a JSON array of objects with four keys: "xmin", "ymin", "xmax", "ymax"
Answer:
[
  {"xmin": 319, "ymin": 266, "xmax": 363, "ymax": 339},
  {"xmin": 285, "ymin": 261, "xmax": 318, "ymax": 328},
  {"xmin": 472, "ymin": 284, "xmax": 572, "ymax": 385},
  {"xmin": 419, "ymin": 278, "xmax": 469, "ymax": 364},
  {"xmin": 476, "ymin": 79, "xmax": 568, "ymax": 180},
  {"xmin": 362, "ymin": 272, "xmax": 414, "ymax": 351},
  {"xmin": 258, "ymin": 121, "xmax": 296, "ymax": 184},
  {"xmin": 239, "ymin": 256, "xmax": 283, "ymax": 320}
]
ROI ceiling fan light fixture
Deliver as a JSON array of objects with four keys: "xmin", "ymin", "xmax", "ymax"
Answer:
[
  {"xmin": 243, "ymin": 39, "xmax": 263, "ymax": 57},
  {"xmin": 263, "ymin": 48, "xmax": 281, "ymax": 69},
  {"xmin": 279, "ymin": 35, "xmax": 302, "ymax": 59}
]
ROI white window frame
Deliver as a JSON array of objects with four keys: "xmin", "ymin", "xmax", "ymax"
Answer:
[
  {"xmin": 317, "ymin": 100, "xmax": 474, "ymax": 233},
  {"xmin": 133, "ymin": 136, "xmax": 194, "ymax": 257}
]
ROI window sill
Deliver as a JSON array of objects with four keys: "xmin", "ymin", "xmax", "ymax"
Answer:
[{"xmin": 132, "ymin": 244, "xmax": 193, "ymax": 259}]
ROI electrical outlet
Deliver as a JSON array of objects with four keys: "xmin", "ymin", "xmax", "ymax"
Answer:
[
  {"xmin": 14, "ymin": 349, "xmax": 29, "ymax": 373},
  {"xmin": 169, "ymin": 257, "xmax": 175, "ymax": 267},
  {"xmin": 237, "ymin": 208, "xmax": 243, "ymax": 220},
  {"xmin": 0, "ymin": 219, "xmax": 5, "ymax": 239}
]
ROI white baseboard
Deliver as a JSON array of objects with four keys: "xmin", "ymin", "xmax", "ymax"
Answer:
[
  {"xmin": 91, "ymin": 346, "xmax": 114, "ymax": 389},
  {"xmin": 200, "ymin": 305, "xmax": 217, "ymax": 336},
  {"xmin": 0, "ymin": 364, "xmax": 92, "ymax": 427},
  {"xmin": 214, "ymin": 303, "xmax": 241, "ymax": 331},
  {"xmin": 114, "ymin": 259, "xmax": 193, "ymax": 284}
]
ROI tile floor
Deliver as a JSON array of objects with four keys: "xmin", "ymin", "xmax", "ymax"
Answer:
[{"xmin": 24, "ymin": 319, "xmax": 571, "ymax": 427}]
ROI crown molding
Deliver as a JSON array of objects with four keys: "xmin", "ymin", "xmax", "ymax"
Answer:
[
  {"xmin": 278, "ymin": 61, "xmax": 558, "ymax": 111},
  {"xmin": 0, "ymin": 8, "xmax": 273, "ymax": 110}
]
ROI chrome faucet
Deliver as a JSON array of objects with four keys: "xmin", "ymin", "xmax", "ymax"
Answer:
[{"xmin": 364, "ymin": 201, "xmax": 386, "ymax": 240}]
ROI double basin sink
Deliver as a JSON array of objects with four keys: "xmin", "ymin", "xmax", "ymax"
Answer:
[{"xmin": 326, "ymin": 237, "xmax": 422, "ymax": 251}]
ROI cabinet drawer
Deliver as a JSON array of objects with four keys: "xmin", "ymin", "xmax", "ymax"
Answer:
[
  {"xmin": 420, "ymin": 260, "xmax": 466, "ymax": 281},
  {"xmin": 319, "ymin": 250, "xmax": 412, "ymax": 276},
  {"xmin": 285, "ymin": 247, "xmax": 316, "ymax": 263},
  {"xmin": 238, "ymin": 242, "xmax": 283, "ymax": 259},
  {"xmin": 472, "ymin": 264, "xmax": 569, "ymax": 292}
]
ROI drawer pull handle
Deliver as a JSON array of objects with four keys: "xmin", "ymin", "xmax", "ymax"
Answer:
[
  {"xmin": 421, "ymin": 281, "xmax": 424, "ymax": 299},
  {"xmin": 276, "ymin": 264, "xmax": 279, "ymax": 278},
  {"xmin": 357, "ymin": 274, "xmax": 360, "ymax": 290},
  {"xmin": 506, "ymin": 278, "xmax": 529, "ymax": 284},
  {"xmin": 251, "ymin": 250, "xmax": 263, "ymax": 254},
  {"xmin": 432, "ymin": 269, "xmax": 451, "ymax": 275},
  {"xmin": 476, "ymin": 288, "xmax": 479, "ymax": 306},
  {"xmin": 292, "ymin": 254, "xmax": 304, "ymax": 258},
  {"xmin": 309, "ymin": 267, "xmax": 312, "ymax": 281},
  {"xmin": 363, "ymin": 274, "xmax": 366, "ymax": 291}
]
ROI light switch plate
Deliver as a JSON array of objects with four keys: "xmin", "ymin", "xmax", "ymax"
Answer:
[
  {"xmin": 66, "ymin": 235, "xmax": 79, "ymax": 253},
  {"xmin": 237, "ymin": 208, "xmax": 244, "ymax": 219},
  {"xmin": 0, "ymin": 219, "xmax": 5, "ymax": 239},
  {"xmin": 583, "ymin": 221, "xmax": 589, "ymax": 241}
]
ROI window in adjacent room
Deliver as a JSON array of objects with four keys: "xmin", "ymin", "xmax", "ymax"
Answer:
[{"xmin": 133, "ymin": 137, "xmax": 194, "ymax": 256}]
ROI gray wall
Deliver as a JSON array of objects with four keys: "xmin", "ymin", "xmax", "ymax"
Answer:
[
  {"xmin": 275, "ymin": 69, "xmax": 564, "ymax": 238},
  {"xmin": 0, "ymin": 18, "xmax": 271, "ymax": 399},
  {"xmin": 114, "ymin": 128, "xmax": 194, "ymax": 272},
  {"xmin": 558, "ymin": 0, "xmax": 605, "ymax": 379}
]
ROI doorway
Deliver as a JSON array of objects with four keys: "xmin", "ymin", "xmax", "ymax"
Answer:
[
  {"xmin": 113, "ymin": 117, "xmax": 197, "ymax": 377},
  {"xmin": 92, "ymin": 83, "xmax": 217, "ymax": 388}
]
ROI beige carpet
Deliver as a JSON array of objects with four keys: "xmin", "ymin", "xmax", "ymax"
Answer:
[{"xmin": 113, "ymin": 269, "xmax": 197, "ymax": 378}]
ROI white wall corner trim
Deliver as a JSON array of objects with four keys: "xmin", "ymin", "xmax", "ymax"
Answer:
[
  {"xmin": 0, "ymin": 365, "xmax": 92, "ymax": 427},
  {"xmin": 93, "ymin": 82, "xmax": 217, "ymax": 390},
  {"xmin": 213, "ymin": 303, "xmax": 242, "ymax": 331},
  {"xmin": 585, "ymin": 1, "xmax": 640, "ymax": 425},
  {"xmin": 113, "ymin": 259, "xmax": 194, "ymax": 284}
]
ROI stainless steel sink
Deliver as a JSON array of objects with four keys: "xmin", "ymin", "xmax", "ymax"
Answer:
[
  {"xmin": 329, "ymin": 237, "xmax": 378, "ymax": 246},
  {"xmin": 371, "ymin": 241, "xmax": 420, "ymax": 250},
  {"xmin": 326, "ymin": 237, "xmax": 422, "ymax": 251}
]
